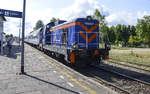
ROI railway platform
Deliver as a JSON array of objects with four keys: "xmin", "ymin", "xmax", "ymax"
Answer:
[{"xmin": 0, "ymin": 42, "xmax": 118, "ymax": 94}]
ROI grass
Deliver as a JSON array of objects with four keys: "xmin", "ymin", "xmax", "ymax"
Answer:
[
  {"xmin": 99, "ymin": 44, "xmax": 130, "ymax": 50},
  {"xmin": 109, "ymin": 48, "xmax": 150, "ymax": 66},
  {"xmin": 111, "ymin": 45, "xmax": 130, "ymax": 50}
]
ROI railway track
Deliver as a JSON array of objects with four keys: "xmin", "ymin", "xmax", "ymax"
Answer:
[
  {"xmin": 108, "ymin": 60, "xmax": 150, "ymax": 73},
  {"xmin": 89, "ymin": 73, "xmax": 131, "ymax": 94},
  {"xmin": 109, "ymin": 58, "xmax": 150, "ymax": 69},
  {"xmin": 89, "ymin": 65, "xmax": 150, "ymax": 94}
]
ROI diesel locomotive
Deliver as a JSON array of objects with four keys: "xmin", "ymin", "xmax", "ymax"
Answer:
[{"xmin": 25, "ymin": 16, "xmax": 111, "ymax": 66}]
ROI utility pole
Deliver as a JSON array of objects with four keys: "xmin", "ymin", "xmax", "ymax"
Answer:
[{"xmin": 21, "ymin": 0, "xmax": 26, "ymax": 74}]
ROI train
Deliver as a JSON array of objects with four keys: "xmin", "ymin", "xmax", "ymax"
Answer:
[{"xmin": 25, "ymin": 16, "xmax": 111, "ymax": 67}]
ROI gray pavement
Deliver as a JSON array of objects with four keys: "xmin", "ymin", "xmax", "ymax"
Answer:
[{"xmin": 0, "ymin": 43, "xmax": 118, "ymax": 94}]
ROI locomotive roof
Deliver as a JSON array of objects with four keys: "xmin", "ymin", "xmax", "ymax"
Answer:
[
  {"xmin": 28, "ymin": 27, "xmax": 43, "ymax": 37},
  {"xmin": 51, "ymin": 18, "xmax": 99, "ymax": 29}
]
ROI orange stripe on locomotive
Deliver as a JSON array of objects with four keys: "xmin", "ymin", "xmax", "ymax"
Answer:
[{"xmin": 50, "ymin": 19, "xmax": 99, "ymax": 49}]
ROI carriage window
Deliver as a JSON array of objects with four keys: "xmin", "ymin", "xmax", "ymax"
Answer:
[{"xmin": 62, "ymin": 28, "xmax": 68, "ymax": 44}]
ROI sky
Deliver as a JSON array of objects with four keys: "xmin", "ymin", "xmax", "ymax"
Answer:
[{"xmin": 0, "ymin": 0, "xmax": 150, "ymax": 36}]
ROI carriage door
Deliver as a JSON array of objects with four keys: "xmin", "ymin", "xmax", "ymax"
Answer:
[{"xmin": 62, "ymin": 28, "xmax": 68, "ymax": 45}]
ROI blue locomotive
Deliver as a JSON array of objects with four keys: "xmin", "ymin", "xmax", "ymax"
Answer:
[{"xmin": 25, "ymin": 16, "xmax": 110, "ymax": 66}]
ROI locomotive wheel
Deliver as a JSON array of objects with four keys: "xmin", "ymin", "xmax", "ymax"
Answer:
[{"xmin": 59, "ymin": 54, "xmax": 65, "ymax": 62}]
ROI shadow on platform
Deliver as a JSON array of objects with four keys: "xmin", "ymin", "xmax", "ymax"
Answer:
[{"xmin": 24, "ymin": 73, "xmax": 79, "ymax": 94}]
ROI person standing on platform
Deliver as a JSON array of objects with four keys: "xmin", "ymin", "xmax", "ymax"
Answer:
[{"xmin": 7, "ymin": 37, "xmax": 13, "ymax": 55}]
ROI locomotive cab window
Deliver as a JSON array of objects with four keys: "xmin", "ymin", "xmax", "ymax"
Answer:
[{"xmin": 62, "ymin": 28, "xmax": 68, "ymax": 44}]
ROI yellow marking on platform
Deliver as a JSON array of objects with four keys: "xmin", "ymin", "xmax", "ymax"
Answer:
[
  {"xmin": 61, "ymin": 71, "xmax": 96, "ymax": 94},
  {"xmin": 40, "ymin": 55, "xmax": 97, "ymax": 94}
]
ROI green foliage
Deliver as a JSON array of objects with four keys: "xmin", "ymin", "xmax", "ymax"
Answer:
[
  {"xmin": 114, "ymin": 24, "xmax": 122, "ymax": 45},
  {"xmin": 93, "ymin": 9, "xmax": 107, "ymax": 26},
  {"xmin": 93, "ymin": 9, "xmax": 109, "ymax": 44},
  {"xmin": 100, "ymin": 25, "xmax": 109, "ymax": 43},
  {"xmin": 111, "ymin": 45, "xmax": 129, "ymax": 50},
  {"xmin": 136, "ymin": 16, "xmax": 150, "ymax": 47},
  {"xmin": 10, "ymin": 34, "xmax": 13, "ymax": 38},
  {"xmin": 121, "ymin": 25, "xmax": 130, "ymax": 46},
  {"xmin": 5, "ymin": 34, "xmax": 13, "ymax": 39},
  {"xmin": 92, "ymin": 10, "xmax": 150, "ymax": 48},
  {"xmin": 33, "ymin": 20, "xmax": 44, "ymax": 30},
  {"xmin": 130, "ymin": 25, "xmax": 136, "ymax": 36},
  {"xmin": 50, "ymin": 17, "xmax": 59, "ymax": 23},
  {"xmin": 108, "ymin": 26, "xmax": 116, "ymax": 44},
  {"xmin": 128, "ymin": 35, "xmax": 134, "ymax": 47}
]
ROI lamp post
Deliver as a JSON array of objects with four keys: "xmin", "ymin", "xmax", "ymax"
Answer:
[{"xmin": 21, "ymin": 0, "xmax": 26, "ymax": 74}]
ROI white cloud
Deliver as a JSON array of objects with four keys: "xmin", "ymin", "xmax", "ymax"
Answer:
[
  {"xmin": 58, "ymin": 0, "xmax": 150, "ymax": 26},
  {"xmin": 24, "ymin": 0, "xmax": 109, "ymax": 36},
  {"xmin": 3, "ymin": 8, "xmax": 55, "ymax": 36},
  {"xmin": 4, "ymin": 18, "xmax": 21, "ymax": 36},
  {"xmin": 137, "ymin": 11, "xmax": 150, "ymax": 19},
  {"xmin": 0, "ymin": 0, "xmax": 57, "ymax": 36},
  {"xmin": 25, "ymin": 8, "xmax": 54, "ymax": 36},
  {"xmin": 0, "ymin": 0, "xmax": 22, "ymax": 11},
  {"xmin": 106, "ymin": 11, "xmax": 150, "ymax": 26},
  {"xmin": 106, "ymin": 11, "xmax": 137, "ymax": 25},
  {"xmin": 0, "ymin": 0, "xmax": 23, "ymax": 36},
  {"xmin": 58, "ymin": 0, "xmax": 109, "ymax": 20}
]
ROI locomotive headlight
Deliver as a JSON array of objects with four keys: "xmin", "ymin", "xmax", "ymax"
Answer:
[{"xmin": 73, "ymin": 43, "xmax": 78, "ymax": 49}]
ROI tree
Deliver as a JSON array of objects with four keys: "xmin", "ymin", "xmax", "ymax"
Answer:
[
  {"xmin": 121, "ymin": 25, "xmax": 130, "ymax": 46},
  {"xmin": 33, "ymin": 20, "xmax": 44, "ymax": 30},
  {"xmin": 136, "ymin": 15, "xmax": 150, "ymax": 47},
  {"xmin": 130, "ymin": 25, "xmax": 136, "ymax": 36},
  {"xmin": 113, "ymin": 24, "xmax": 130, "ymax": 46},
  {"xmin": 10, "ymin": 34, "xmax": 13, "ymax": 38},
  {"xmin": 101, "ymin": 25, "xmax": 109, "ymax": 43},
  {"xmin": 50, "ymin": 17, "xmax": 59, "ymax": 23},
  {"xmin": 115, "ymin": 24, "xmax": 122, "ymax": 44},
  {"xmin": 93, "ymin": 9, "xmax": 109, "ymax": 44},
  {"xmin": 93, "ymin": 9, "xmax": 107, "ymax": 26},
  {"xmin": 128, "ymin": 35, "xmax": 134, "ymax": 47},
  {"xmin": 108, "ymin": 26, "xmax": 116, "ymax": 44}
]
